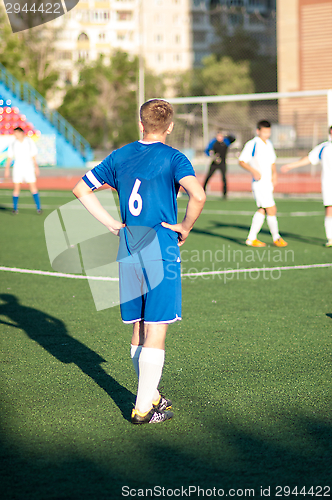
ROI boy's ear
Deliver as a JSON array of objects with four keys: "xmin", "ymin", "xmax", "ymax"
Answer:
[
  {"xmin": 166, "ymin": 122, "xmax": 174, "ymax": 135},
  {"xmin": 139, "ymin": 121, "xmax": 145, "ymax": 134}
]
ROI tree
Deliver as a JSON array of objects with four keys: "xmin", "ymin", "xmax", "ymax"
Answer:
[
  {"xmin": 174, "ymin": 54, "xmax": 254, "ymax": 97},
  {"xmin": 210, "ymin": 13, "xmax": 277, "ymax": 94},
  {"xmin": 0, "ymin": 6, "xmax": 59, "ymax": 97},
  {"xmin": 58, "ymin": 52, "xmax": 138, "ymax": 149}
]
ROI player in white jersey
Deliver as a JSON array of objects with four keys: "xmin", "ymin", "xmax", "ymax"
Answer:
[
  {"xmin": 4, "ymin": 127, "xmax": 42, "ymax": 214},
  {"xmin": 281, "ymin": 126, "xmax": 332, "ymax": 246},
  {"xmin": 239, "ymin": 120, "xmax": 288, "ymax": 247}
]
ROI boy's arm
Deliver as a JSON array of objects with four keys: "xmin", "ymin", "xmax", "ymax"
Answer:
[
  {"xmin": 239, "ymin": 160, "xmax": 261, "ymax": 181},
  {"xmin": 272, "ymin": 163, "xmax": 277, "ymax": 187},
  {"xmin": 4, "ymin": 157, "xmax": 12, "ymax": 178},
  {"xmin": 32, "ymin": 155, "xmax": 39, "ymax": 177},
  {"xmin": 281, "ymin": 156, "xmax": 310, "ymax": 173},
  {"xmin": 161, "ymin": 176, "xmax": 206, "ymax": 246},
  {"xmin": 72, "ymin": 179, "xmax": 125, "ymax": 236}
]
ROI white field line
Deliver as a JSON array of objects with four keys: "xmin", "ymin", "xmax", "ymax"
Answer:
[
  {"xmin": 1, "ymin": 263, "xmax": 332, "ymax": 281},
  {"xmin": 0, "ymin": 202, "xmax": 324, "ymax": 217}
]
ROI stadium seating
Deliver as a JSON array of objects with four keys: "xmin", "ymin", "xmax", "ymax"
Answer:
[{"xmin": 0, "ymin": 93, "xmax": 40, "ymax": 136}]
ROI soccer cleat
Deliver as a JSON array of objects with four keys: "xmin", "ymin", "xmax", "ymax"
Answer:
[
  {"xmin": 12, "ymin": 209, "xmax": 18, "ymax": 215},
  {"xmin": 325, "ymin": 240, "xmax": 332, "ymax": 247},
  {"xmin": 245, "ymin": 238, "xmax": 266, "ymax": 247},
  {"xmin": 273, "ymin": 237, "xmax": 288, "ymax": 247},
  {"xmin": 153, "ymin": 394, "xmax": 172, "ymax": 412},
  {"xmin": 131, "ymin": 407, "xmax": 174, "ymax": 425},
  {"xmin": 36, "ymin": 209, "xmax": 43, "ymax": 215}
]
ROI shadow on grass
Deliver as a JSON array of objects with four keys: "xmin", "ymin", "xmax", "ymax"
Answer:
[
  {"xmin": 0, "ymin": 294, "xmax": 135, "ymax": 421},
  {"xmin": 0, "ymin": 409, "xmax": 331, "ymax": 499},
  {"xmin": 192, "ymin": 221, "xmax": 326, "ymax": 246},
  {"xmin": 0, "ymin": 205, "xmax": 12, "ymax": 213}
]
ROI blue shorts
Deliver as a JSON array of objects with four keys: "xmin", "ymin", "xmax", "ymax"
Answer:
[{"xmin": 119, "ymin": 260, "xmax": 181, "ymax": 324}]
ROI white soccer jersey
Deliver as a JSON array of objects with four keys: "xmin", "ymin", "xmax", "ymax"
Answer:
[
  {"xmin": 8, "ymin": 137, "xmax": 38, "ymax": 169},
  {"xmin": 239, "ymin": 136, "xmax": 276, "ymax": 183},
  {"xmin": 308, "ymin": 141, "xmax": 332, "ymax": 205},
  {"xmin": 8, "ymin": 137, "xmax": 38, "ymax": 184}
]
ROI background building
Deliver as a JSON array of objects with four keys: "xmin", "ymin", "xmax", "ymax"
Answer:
[{"xmin": 277, "ymin": 0, "xmax": 332, "ymax": 145}]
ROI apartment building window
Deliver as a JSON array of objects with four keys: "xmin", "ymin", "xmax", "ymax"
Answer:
[
  {"xmin": 174, "ymin": 54, "xmax": 181, "ymax": 62},
  {"xmin": 99, "ymin": 33, "xmax": 106, "ymax": 40},
  {"xmin": 193, "ymin": 31, "xmax": 206, "ymax": 43},
  {"xmin": 78, "ymin": 50, "xmax": 89, "ymax": 61},
  {"xmin": 192, "ymin": 12, "xmax": 204, "ymax": 24},
  {"xmin": 116, "ymin": 10, "xmax": 133, "ymax": 21},
  {"xmin": 89, "ymin": 11, "xmax": 110, "ymax": 22},
  {"xmin": 156, "ymin": 53, "xmax": 163, "ymax": 62},
  {"xmin": 155, "ymin": 34, "xmax": 163, "ymax": 43},
  {"xmin": 175, "ymin": 34, "xmax": 181, "ymax": 44},
  {"xmin": 117, "ymin": 32, "xmax": 126, "ymax": 40},
  {"xmin": 78, "ymin": 33, "xmax": 89, "ymax": 41}
]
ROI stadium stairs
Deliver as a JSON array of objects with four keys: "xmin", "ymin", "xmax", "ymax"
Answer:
[{"xmin": 0, "ymin": 63, "xmax": 92, "ymax": 168}]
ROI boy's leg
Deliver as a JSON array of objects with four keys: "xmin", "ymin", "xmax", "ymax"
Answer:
[
  {"xmin": 29, "ymin": 182, "xmax": 41, "ymax": 211},
  {"xmin": 13, "ymin": 183, "xmax": 21, "ymax": 212},
  {"xmin": 324, "ymin": 206, "xmax": 332, "ymax": 244},
  {"xmin": 203, "ymin": 163, "xmax": 217, "ymax": 192},
  {"xmin": 220, "ymin": 163, "xmax": 227, "ymax": 197},
  {"xmin": 134, "ymin": 323, "xmax": 167, "ymax": 415},
  {"xmin": 266, "ymin": 205, "xmax": 287, "ymax": 246},
  {"xmin": 247, "ymin": 208, "xmax": 265, "ymax": 241},
  {"xmin": 266, "ymin": 205, "xmax": 280, "ymax": 241}
]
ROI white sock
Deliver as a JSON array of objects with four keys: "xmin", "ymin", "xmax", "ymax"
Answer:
[
  {"xmin": 266, "ymin": 215, "xmax": 280, "ymax": 241},
  {"xmin": 248, "ymin": 211, "xmax": 265, "ymax": 241},
  {"xmin": 131, "ymin": 344, "xmax": 160, "ymax": 403},
  {"xmin": 324, "ymin": 216, "xmax": 332, "ymax": 240},
  {"xmin": 135, "ymin": 347, "xmax": 165, "ymax": 414}
]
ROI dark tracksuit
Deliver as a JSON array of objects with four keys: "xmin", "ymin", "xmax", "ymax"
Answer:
[{"xmin": 203, "ymin": 135, "xmax": 236, "ymax": 196}]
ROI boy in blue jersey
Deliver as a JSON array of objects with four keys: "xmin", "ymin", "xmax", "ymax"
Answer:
[{"xmin": 73, "ymin": 99, "xmax": 206, "ymax": 424}]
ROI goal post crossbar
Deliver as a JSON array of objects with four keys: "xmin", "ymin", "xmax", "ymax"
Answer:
[{"xmin": 166, "ymin": 89, "xmax": 332, "ymax": 105}]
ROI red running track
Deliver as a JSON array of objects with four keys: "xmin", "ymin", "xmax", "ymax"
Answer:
[{"xmin": 0, "ymin": 172, "xmax": 322, "ymax": 193}]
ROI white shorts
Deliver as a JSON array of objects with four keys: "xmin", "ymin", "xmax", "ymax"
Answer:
[
  {"xmin": 12, "ymin": 167, "xmax": 36, "ymax": 184},
  {"xmin": 322, "ymin": 180, "xmax": 332, "ymax": 206},
  {"xmin": 252, "ymin": 180, "xmax": 275, "ymax": 208}
]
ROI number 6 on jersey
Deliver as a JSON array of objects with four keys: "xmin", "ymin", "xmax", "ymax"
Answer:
[{"xmin": 129, "ymin": 179, "xmax": 143, "ymax": 216}]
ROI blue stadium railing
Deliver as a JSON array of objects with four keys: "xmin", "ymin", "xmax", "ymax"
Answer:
[{"xmin": 0, "ymin": 62, "xmax": 93, "ymax": 162}]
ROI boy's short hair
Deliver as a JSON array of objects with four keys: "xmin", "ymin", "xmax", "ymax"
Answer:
[
  {"xmin": 257, "ymin": 120, "xmax": 271, "ymax": 130},
  {"xmin": 14, "ymin": 127, "xmax": 24, "ymax": 133},
  {"xmin": 329, "ymin": 125, "xmax": 332, "ymax": 134},
  {"xmin": 140, "ymin": 99, "xmax": 174, "ymax": 134}
]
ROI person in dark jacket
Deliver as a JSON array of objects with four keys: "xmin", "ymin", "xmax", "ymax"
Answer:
[{"xmin": 203, "ymin": 131, "xmax": 236, "ymax": 198}]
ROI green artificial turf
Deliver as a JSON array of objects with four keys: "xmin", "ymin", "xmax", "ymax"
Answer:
[{"xmin": 0, "ymin": 190, "xmax": 331, "ymax": 499}]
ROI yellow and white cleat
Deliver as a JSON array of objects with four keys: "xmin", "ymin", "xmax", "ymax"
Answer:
[
  {"xmin": 273, "ymin": 238, "xmax": 288, "ymax": 247},
  {"xmin": 245, "ymin": 239, "xmax": 266, "ymax": 247}
]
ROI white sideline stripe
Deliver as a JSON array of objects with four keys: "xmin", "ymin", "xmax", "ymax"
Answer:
[
  {"xmin": 0, "ymin": 267, "xmax": 119, "ymax": 281},
  {"xmin": 181, "ymin": 262, "xmax": 332, "ymax": 277},
  {"xmin": 1, "ymin": 263, "xmax": 332, "ymax": 281}
]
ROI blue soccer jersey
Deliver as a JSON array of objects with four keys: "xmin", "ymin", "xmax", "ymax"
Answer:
[{"xmin": 83, "ymin": 141, "xmax": 195, "ymax": 261}]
